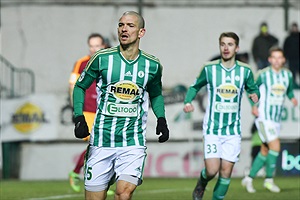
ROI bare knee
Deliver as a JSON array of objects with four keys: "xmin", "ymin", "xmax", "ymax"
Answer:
[
  {"xmin": 115, "ymin": 188, "xmax": 134, "ymax": 200},
  {"xmin": 260, "ymin": 144, "xmax": 269, "ymax": 156},
  {"xmin": 268, "ymin": 139, "xmax": 281, "ymax": 152},
  {"xmin": 115, "ymin": 180, "xmax": 136, "ymax": 200},
  {"xmin": 206, "ymin": 166, "xmax": 219, "ymax": 178},
  {"xmin": 205, "ymin": 158, "xmax": 220, "ymax": 178}
]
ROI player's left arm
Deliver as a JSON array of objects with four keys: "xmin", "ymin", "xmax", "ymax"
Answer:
[
  {"xmin": 147, "ymin": 64, "xmax": 165, "ymax": 118},
  {"xmin": 245, "ymin": 69, "xmax": 260, "ymax": 104},
  {"xmin": 147, "ymin": 64, "xmax": 169, "ymax": 143},
  {"xmin": 286, "ymin": 72, "xmax": 298, "ymax": 107}
]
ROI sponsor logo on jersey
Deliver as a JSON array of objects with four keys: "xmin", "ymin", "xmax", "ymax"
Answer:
[
  {"xmin": 271, "ymin": 84, "xmax": 286, "ymax": 96},
  {"xmin": 109, "ymin": 80, "xmax": 141, "ymax": 102},
  {"xmin": 105, "ymin": 102, "xmax": 138, "ymax": 117},
  {"xmin": 215, "ymin": 102, "xmax": 239, "ymax": 113},
  {"xmin": 216, "ymin": 83, "xmax": 239, "ymax": 100},
  {"xmin": 11, "ymin": 102, "xmax": 47, "ymax": 133}
]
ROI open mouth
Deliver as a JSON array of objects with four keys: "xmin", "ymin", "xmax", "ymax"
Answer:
[{"xmin": 121, "ymin": 34, "xmax": 129, "ymax": 40}]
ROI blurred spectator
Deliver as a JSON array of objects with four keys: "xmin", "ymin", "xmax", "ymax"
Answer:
[
  {"xmin": 283, "ymin": 22, "xmax": 299, "ymax": 87},
  {"xmin": 252, "ymin": 22, "xmax": 279, "ymax": 70}
]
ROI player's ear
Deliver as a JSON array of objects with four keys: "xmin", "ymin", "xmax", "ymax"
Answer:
[
  {"xmin": 235, "ymin": 46, "xmax": 240, "ymax": 53},
  {"xmin": 138, "ymin": 28, "xmax": 146, "ymax": 39}
]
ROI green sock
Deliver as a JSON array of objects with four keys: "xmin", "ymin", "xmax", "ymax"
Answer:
[
  {"xmin": 212, "ymin": 177, "xmax": 231, "ymax": 200},
  {"xmin": 249, "ymin": 152, "xmax": 266, "ymax": 178},
  {"xmin": 200, "ymin": 168, "xmax": 214, "ymax": 186},
  {"xmin": 265, "ymin": 150, "xmax": 279, "ymax": 178}
]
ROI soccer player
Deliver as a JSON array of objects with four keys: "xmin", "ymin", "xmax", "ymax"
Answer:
[
  {"xmin": 242, "ymin": 47, "xmax": 298, "ymax": 193},
  {"xmin": 72, "ymin": 11, "xmax": 169, "ymax": 200},
  {"xmin": 183, "ymin": 32, "xmax": 260, "ymax": 200},
  {"xmin": 68, "ymin": 33, "xmax": 114, "ymax": 195}
]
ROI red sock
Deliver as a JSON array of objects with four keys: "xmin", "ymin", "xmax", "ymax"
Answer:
[{"xmin": 73, "ymin": 150, "xmax": 87, "ymax": 174}]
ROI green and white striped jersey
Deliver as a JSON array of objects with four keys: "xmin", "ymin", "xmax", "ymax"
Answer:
[
  {"xmin": 73, "ymin": 46, "xmax": 165, "ymax": 147},
  {"xmin": 256, "ymin": 66, "xmax": 295, "ymax": 123},
  {"xmin": 184, "ymin": 60, "xmax": 260, "ymax": 136}
]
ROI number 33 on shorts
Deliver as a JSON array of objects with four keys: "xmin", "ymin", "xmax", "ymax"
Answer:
[
  {"xmin": 207, "ymin": 143, "xmax": 217, "ymax": 154},
  {"xmin": 204, "ymin": 142, "xmax": 219, "ymax": 159}
]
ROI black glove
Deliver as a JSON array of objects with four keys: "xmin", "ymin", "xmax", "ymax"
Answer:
[
  {"xmin": 74, "ymin": 115, "xmax": 90, "ymax": 138},
  {"xmin": 156, "ymin": 117, "xmax": 169, "ymax": 143}
]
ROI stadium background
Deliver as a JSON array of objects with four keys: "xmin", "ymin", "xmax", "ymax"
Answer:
[{"xmin": 1, "ymin": 0, "xmax": 299, "ymax": 181}]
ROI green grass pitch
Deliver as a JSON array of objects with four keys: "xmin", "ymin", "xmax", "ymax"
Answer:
[{"xmin": 1, "ymin": 177, "xmax": 299, "ymax": 199}]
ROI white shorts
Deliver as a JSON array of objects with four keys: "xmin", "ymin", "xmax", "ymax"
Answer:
[
  {"xmin": 203, "ymin": 134, "xmax": 241, "ymax": 163},
  {"xmin": 255, "ymin": 119, "xmax": 280, "ymax": 143},
  {"xmin": 84, "ymin": 145, "xmax": 147, "ymax": 192}
]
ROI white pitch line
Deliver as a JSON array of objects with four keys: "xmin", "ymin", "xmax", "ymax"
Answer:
[
  {"xmin": 25, "ymin": 194, "xmax": 82, "ymax": 200},
  {"xmin": 136, "ymin": 187, "xmax": 191, "ymax": 194},
  {"xmin": 24, "ymin": 188, "xmax": 193, "ymax": 200}
]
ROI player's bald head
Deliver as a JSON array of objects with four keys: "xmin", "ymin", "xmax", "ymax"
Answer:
[{"xmin": 121, "ymin": 11, "xmax": 145, "ymax": 29}]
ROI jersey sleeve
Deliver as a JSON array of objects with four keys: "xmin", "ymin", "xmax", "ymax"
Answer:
[
  {"xmin": 147, "ymin": 64, "xmax": 165, "ymax": 118},
  {"xmin": 254, "ymin": 70, "xmax": 263, "ymax": 87},
  {"xmin": 245, "ymin": 68, "xmax": 260, "ymax": 105},
  {"xmin": 184, "ymin": 65, "xmax": 207, "ymax": 104},
  {"xmin": 73, "ymin": 84, "xmax": 85, "ymax": 117},
  {"xmin": 73, "ymin": 56, "xmax": 100, "ymax": 117},
  {"xmin": 286, "ymin": 71, "xmax": 295, "ymax": 99}
]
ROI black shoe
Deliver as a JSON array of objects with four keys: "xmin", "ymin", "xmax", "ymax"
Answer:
[{"xmin": 192, "ymin": 179, "xmax": 206, "ymax": 200}]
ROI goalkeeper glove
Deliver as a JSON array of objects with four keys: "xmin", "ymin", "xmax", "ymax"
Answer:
[
  {"xmin": 156, "ymin": 117, "xmax": 169, "ymax": 143},
  {"xmin": 74, "ymin": 115, "xmax": 90, "ymax": 138}
]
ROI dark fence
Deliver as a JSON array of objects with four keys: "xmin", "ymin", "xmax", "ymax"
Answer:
[{"xmin": 0, "ymin": 55, "xmax": 35, "ymax": 98}]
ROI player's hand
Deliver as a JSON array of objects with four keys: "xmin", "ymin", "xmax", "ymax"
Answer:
[
  {"xmin": 249, "ymin": 93, "xmax": 259, "ymax": 104},
  {"xmin": 74, "ymin": 115, "xmax": 90, "ymax": 138},
  {"xmin": 183, "ymin": 103, "xmax": 194, "ymax": 113},
  {"xmin": 291, "ymin": 98, "xmax": 298, "ymax": 107},
  {"xmin": 156, "ymin": 117, "xmax": 169, "ymax": 143},
  {"xmin": 252, "ymin": 106, "xmax": 259, "ymax": 117}
]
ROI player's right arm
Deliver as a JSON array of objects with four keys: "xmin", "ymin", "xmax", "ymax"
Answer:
[
  {"xmin": 183, "ymin": 65, "xmax": 207, "ymax": 113},
  {"xmin": 72, "ymin": 56, "xmax": 100, "ymax": 138},
  {"xmin": 69, "ymin": 56, "xmax": 90, "ymax": 106},
  {"xmin": 73, "ymin": 55, "xmax": 100, "ymax": 117},
  {"xmin": 69, "ymin": 62, "xmax": 80, "ymax": 107}
]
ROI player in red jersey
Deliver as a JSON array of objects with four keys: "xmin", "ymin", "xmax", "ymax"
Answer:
[{"xmin": 68, "ymin": 33, "xmax": 114, "ymax": 194}]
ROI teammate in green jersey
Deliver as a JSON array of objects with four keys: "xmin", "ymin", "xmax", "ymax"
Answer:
[
  {"xmin": 183, "ymin": 32, "xmax": 260, "ymax": 200},
  {"xmin": 242, "ymin": 47, "xmax": 298, "ymax": 193},
  {"xmin": 72, "ymin": 11, "xmax": 169, "ymax": 200}
]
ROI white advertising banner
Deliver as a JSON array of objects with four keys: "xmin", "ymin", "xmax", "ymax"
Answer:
[
  {"xmin": 1, "ymin": 94, "xmax": 59, "ymax": 142},
  {"xmin": 1, "ymin": 90, "xmax": 299, "ymax": 142},
  {"xmin": 19, "ymin": 141, "xmax": 252, "ymax": 180}
]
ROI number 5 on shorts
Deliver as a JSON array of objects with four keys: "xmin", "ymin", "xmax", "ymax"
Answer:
[{"xmin": 86, "ymin": 166, "xmax": 92, "ymax": 180}]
